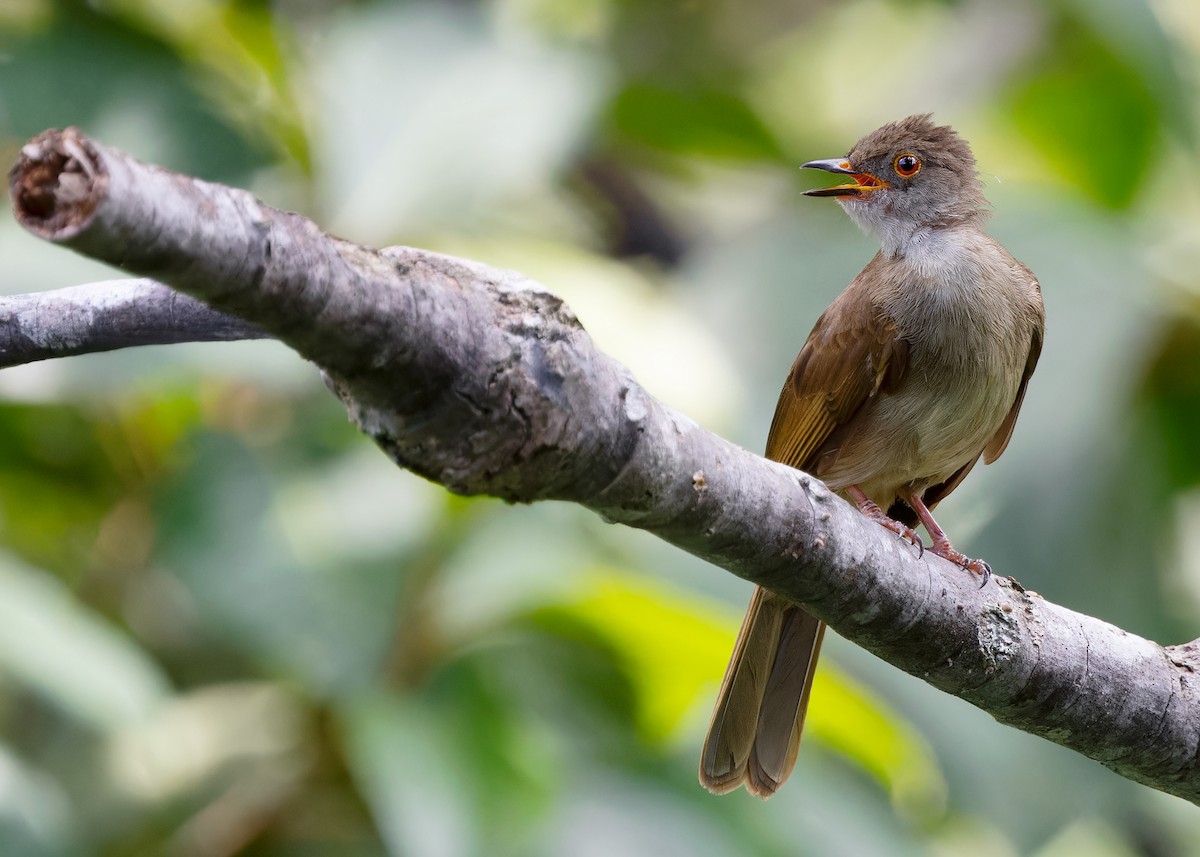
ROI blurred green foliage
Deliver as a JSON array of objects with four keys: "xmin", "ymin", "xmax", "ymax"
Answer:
[{"xmin": 2, "ymin": 0, "xmax": 1200, "ymax": 854}]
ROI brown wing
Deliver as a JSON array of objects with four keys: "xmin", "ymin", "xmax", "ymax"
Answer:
[
  {"xmin": 765, "ymin": 282, "xmax": 909, "ymax": 471},
  {"xmin": 983, "ymin": 321, "xmax": 1044, "ymax": 464}
]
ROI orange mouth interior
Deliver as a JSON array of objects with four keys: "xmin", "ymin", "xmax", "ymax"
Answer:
[{"xmin": 803, "ymin": 165, "xmax": 889, "ymax": 198}]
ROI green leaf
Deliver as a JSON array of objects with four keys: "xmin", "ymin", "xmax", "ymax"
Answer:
[
  {"xmin": 548, "ymin": 570, "xmax": 731, "ymax": 743},
  {"xmin": 548, "ymin": 569, "xmax": 945, "ymax": 811},
  {"xmin": 1053, "ymin": 0, "xmax": 1193, "ymax": 143},
  {"xmin": 0, "ymin": 554, "xmax": 169, "ymax": 729},
  {"xmin": 1135, "ymin": 314, "xmax": 1200, "ymax": 491},
  {"xmin": 0, "ymin": 403, "xmax": 125, "ymax": 578},
  {"xmin": 805, "ymin": 669, "xmax": 945, "ymax": 817},
  {"xmin": 156, "ymin": 433, "xmax": 406, "ymax": 698},
  {"xmin": 610, "ymin": 82, "xmax": 784, "ymax": 160},
  {"xmin": 339, "ymin": 693, "xmax": 477, "ymax": 857},
  {"xmin": 0, "ymin": 4, "xmax": 270, "ymax": 182},
  {"xmin": 90, "ymin": 0, "xmax": 310, "ymax": 168},
  {"xmin": 1006, "ymin": 19, "xmax": 1160, "ymax": 209}
]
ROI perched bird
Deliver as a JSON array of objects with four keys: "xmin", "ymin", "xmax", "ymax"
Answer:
[{"xmin": 699, "ymin": 115, "xmax": 1045, "ymax": 798}]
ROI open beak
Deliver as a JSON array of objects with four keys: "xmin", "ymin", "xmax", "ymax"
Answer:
[{"xmin": 801, "ymin": 158, "xmax": 888, "ymax": 198}]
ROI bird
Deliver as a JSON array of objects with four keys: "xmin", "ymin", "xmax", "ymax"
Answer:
[{"xmin": 698, "ymin": 115, "xmax": 1045, "ymax": 798}]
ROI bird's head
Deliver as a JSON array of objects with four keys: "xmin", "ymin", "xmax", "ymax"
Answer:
[{"xmin": 802, "ymin": 115, "xmax": 988, "ymax": 249}]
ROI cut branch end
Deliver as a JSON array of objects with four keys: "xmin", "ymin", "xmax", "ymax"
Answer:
[{"xmin": 8, "ymin": 127, "xmax": 105, "ymax": 240}]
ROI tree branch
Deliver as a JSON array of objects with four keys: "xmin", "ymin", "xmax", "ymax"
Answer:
[
  {"xmin": 9, "ymin": 128, "xmax": 1200, "ymax": 804},
  {"xmin": 0, "ymin": 279, "xmax": 268, "ymax": 368}
]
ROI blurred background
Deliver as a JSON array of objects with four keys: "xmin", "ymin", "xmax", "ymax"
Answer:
[{"xmin": 1, "ymin": 0, "xmax": 1199, "ymax": 854}]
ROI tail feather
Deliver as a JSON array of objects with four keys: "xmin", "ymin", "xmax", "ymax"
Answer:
[
  {"xmin": 747, "ymin": 608, "xmax": 824, "ymax": 796},
  {"xmin": 699, "ymin": 586, "xmax": 824, "ymax": 798}
]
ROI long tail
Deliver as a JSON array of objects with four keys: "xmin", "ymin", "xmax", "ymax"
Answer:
[{"xmin": 699, "ymin": 586, "xmax": 825, "ymax": 798}]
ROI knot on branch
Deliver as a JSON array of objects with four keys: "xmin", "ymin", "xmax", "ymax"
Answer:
[
  {"xmin": 978, "ymin": 602, "xmax": 1021, "ymax": 674},
  {"xmin": 324, "ymin": 248, "xmax": 645, "ymax": 505}
]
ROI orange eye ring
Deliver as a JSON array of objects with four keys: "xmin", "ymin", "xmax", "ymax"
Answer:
[{"xmin": 894, "ymin": 153, "xmax": 921, "ymax": 178}]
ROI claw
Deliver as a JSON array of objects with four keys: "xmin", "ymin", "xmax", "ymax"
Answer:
[
  {"xmin": 933, "ymin": 548, "xmax": 992, "ymax": 586},
  {"xmin": 963, "ymin": 557, "xmax": 991, "ymax": 588},
  {"xmin": 892, "ymin": 525, "xmax": 923, "ymax": 558}
]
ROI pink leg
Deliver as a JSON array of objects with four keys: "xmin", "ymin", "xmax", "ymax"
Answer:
[
  {"xmin": 904, "ymin": 491, "xmax": 991, "ymax": 585},
  {"xmin": 846, "ymin": 485, "xmax": 923, "ymax": 557}
]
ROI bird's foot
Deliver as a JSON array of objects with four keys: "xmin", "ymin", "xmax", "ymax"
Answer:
[
  {"xmin": 901, "ymin": 491, "xmax": 992, "ymax": 589},
  {"xmin": 848, "ymin": 489, "xmax": 924, "ymax": 558},
  {"xmin": 930, "ymin": 540, "xmax": 991, "ymax": 588}
]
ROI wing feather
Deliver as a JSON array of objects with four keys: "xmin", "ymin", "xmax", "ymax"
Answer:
[
  {"xmin": 765, "ymin": 285, "xmax": 907, "ymax": 471},
  {"xmin": 983, "ymin": 321, "xmax": 1043, "ymax": 464}
]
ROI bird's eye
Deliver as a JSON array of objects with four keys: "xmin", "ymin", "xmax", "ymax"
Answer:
[{"xmin": 893, "ymin": 154, "xmax": 921, "ymax": 178}]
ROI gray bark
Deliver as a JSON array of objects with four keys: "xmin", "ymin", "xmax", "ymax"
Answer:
[
  {"xmin": 0, "ymin": 279, "xmax": 267, "ymax": 368},
  {"xmin": 9, "ymin": 128, "xmax": 1200, "ymax": 804}
]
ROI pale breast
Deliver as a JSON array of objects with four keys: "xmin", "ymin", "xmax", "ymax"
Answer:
[{"xmin": 819, "ymin": 229, "xmax": 1039, "ymax": 505}]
